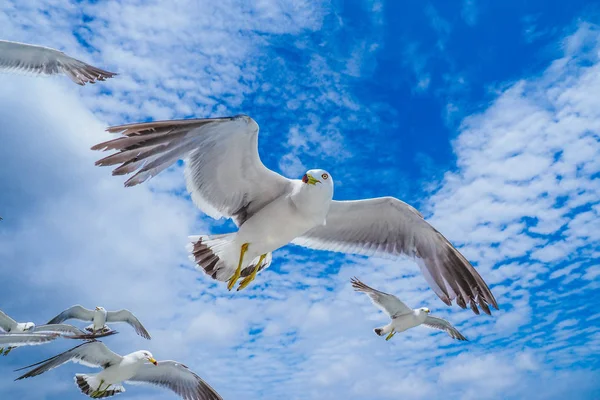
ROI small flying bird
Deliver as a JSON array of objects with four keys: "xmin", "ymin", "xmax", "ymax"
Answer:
[
  {"xmin": 47, "ymin": 305, "xmax": 151, "ymax": 340},
  {"xmin": 0, "ymin": 309, "xmax": 117, "ymax": 355},
  {"xmin": 351, "ymin": 277, "xmax": 468, "ymax": 341},
  {"xmin": 0, "ymin": 40, "xmax": 116, "ymax": 85},
  {"xmin": 91, "ymin": 115, "xmax": 497, "ymax": 315},
  {"xmin": 15, "ymin": 341, "xmax": 224, "ymax": 400}
]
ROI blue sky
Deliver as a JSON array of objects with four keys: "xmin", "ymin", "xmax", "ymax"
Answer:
[{"xmin": 0, "ymin": 1, "xmax": 599, "ymax": 399}]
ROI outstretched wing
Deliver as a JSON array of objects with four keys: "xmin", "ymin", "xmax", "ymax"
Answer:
[
  {"xmin": 47, "ymin": 305, "xmax": 95, "ymax": 324},
  {"xmin": 0, "ymin": 333, "xmax": 58, "ymax": 347},
  {"xmin": 129, "ymin": 361, "xmax": 223, "ymax": 400},
  {"xmin": 106, "ymin": 310, "xmax": 151, "ymax": 340},
  {"xmin": 15, "ymin": 341, "xmax": 122, "ymax": 379},
  {"xmin": 91, "ymin": 115, "xmax": 293, "ymax": 226},
  {"xmin": 0, "ymin": 310, "xmax": 18, "ymax": 332},
  {"xmin": 294, "ymin": 197, "xmax": 498, "ymax": 315},
  {"xmin": 0, "ymin": 40, "xmax": 116, "ymax": 85},
  {"xmin": 423, "ymin": 315, "xmax": 468, "ymax": 341},
  {"xmin": 351, "ymin": 277, "xmax": 411, "ymax": 317}
]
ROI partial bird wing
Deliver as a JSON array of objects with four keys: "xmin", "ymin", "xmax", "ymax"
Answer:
[
  {"xmin": 46, "ymin": 305, "xmax": 95, "ymax": 324},
  {"xmin": 293, "ymin": 197, "xmax": 498, "ymax": 315},
  {"xmin": 105, "ymin": 310, "xmax": 151, "ymax": 340},
  {"xmin": 15, "ymin": 341, "xmax": 122, "ymax": 379},
  {"xmin": 0, "ymin": 310, "xmax": 18, "ymax": 332},
  {"xmin": 91, "ymin": 115, "xmax": 293, "ymax": 226},
  {"xmin": 0, "ymin": 333, "xmax": 59, "ymax": 347},
  {"xmin": 0, "ymin": 40, "xmax": 116, "ymax": 85},
  {"xmin": 129, "ymin": 361, "xmax": 223, "ymax": 400},
  {"xmin": 32, "ymin": 324, "xmax": 118, "ymax": 340},
  {"xmin": 350, "ymin": 277, "xmax": 411, "ymax": 317},
  {"xmin": 423, "ymin": 315, "xmax": 468, "ymax": 341}
]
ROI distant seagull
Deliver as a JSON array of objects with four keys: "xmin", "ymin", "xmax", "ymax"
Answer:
[
  {"xmin": 16, "ymin": 341, "xmax": 224, "ymax": 400},
  {"xmin": 351, "ymin": 277, "xmax": 468, "ymax": 341},
  {"xmin": 0, "ymin": 40, "xmax": 116, "ymax": 85},
  {"xmin": 0, "ymin": 309, "xmax": 117, "ymax": 355},
  {"xmin": 91, "ymin": 115, "xmax": 497, "ymax": 314},
  {"xmin": 48, "ymin": 305, "xmax": 151, "ymax": 339}
]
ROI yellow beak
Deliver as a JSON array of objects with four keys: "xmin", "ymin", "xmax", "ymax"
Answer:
[
  {"xmin": 303, "ymin": 174, "xmax": 321, "ymax": 185},
  {"xmin": 148, "ymin": 357, "xmax": 158, "ymax": 366}
]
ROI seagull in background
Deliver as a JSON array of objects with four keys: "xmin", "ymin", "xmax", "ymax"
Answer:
[
  {"xmin": 16, "ymin": 341, "xmax": 223, "ymax": 400},
  {"xmin": 48, "ymin": 305, "xmax": 151, "ymax": 339},
  {"xmin": 351, "ymin": 277, "xmax": 468, "ymax": 341},
  {"xmin": 0, "ymin": 40, "xmax": 116, "ymax": 85}
]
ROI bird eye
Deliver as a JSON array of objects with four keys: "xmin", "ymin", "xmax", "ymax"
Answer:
[{"xmin": 321, "ymin": 173, "xmax": 328, "ymax": 180}]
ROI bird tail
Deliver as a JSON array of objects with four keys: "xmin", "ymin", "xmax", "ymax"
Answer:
[
  {"xmin": 187, "ymin": 234, "xmax": 273, "ymax": 282},
  {"xmin": 374, "ymin": 327, "xmax": 385, "ymax": 336},
  {"xmin": 75, "ymin": 374, "xmax": 125, "ymax": 398}
]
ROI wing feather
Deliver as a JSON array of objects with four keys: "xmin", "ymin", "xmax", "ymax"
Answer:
[
  {"xmin": 105, "ymin": 310, "xmax": 151, "ymax": 340},
  {"xmin": 350, "ymin": 277, "xmax": 411, "ymax": 317},
  {"xmin": 423, "ymin": 315, "xmax": 468, "ymax": 341},
  {"xmin": 47, "ymin": 305, "xmax": 95, "ymax": 324},
  {"xmin": 92, "ymin": 115, "xmax": 293, "ymax": 226},
  {"xmin": 0, "ymin": 310, "xmax": 18, "ymax": 332},
  {"xmin": 0, "ymin": 40, "xmax": 116, "ymax": 85},
  {"xmin": 0, "ymin": 333, "xmax": 59, "ymax": 347},
  {"xmin": 129, "ymin": 361, "xmax": 223, "ymax": 400},
  {"xmin": 294, "ymin": 198, "xmax": 498, "ymax": 315}
]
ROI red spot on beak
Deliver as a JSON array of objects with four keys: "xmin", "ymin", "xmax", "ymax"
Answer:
[{"xmin": 302, "ymin": 174, "xmax": 308, "ymax": 183}]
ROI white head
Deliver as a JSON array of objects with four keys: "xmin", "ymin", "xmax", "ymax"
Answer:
[
  {"xmin": 94, "ymin": 306, "xmax": 107, "ymax": 314},
  {"xmin": 301, "ymin": 169, "xmax": 334, "ymax": 194},
  {"xmin": 134, "ymin": 350, "xmax": 158, "ymax": 366},
  {"xmin": 418, "ymin": 307, "xmax": 431, "ymax": 315}
]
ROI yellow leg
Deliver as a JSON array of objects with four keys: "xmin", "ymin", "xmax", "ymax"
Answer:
[
  {"xmin": 91, "ymin": 380, "xmax": 110, "ymax": 398},
  {"xmin": 385, "ymin": 330, "xmax": 396, "ymax": 341},
  {"xmin": 237, "ymin": 254, "xmax": 267, "ymax": 291},
  {"xmin": 227, "ymin": 243, "xmax": 249, "ymax": 291}
]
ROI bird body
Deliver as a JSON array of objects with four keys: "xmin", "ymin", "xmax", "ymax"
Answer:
[
  {"xmin": 375, "ymin": 309, "xmax": 429, "ymax": 336},
  {"xmin": 89, "ymin": 307, "xmax": 109, "ymax": 333}
]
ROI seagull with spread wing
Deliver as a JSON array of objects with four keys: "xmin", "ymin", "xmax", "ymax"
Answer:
[
  {"xmin": 0, "ymin": 309, "xmax": 117, "ymax": 355},
  {"xmin": 47, "ymin": 305, "xmax": 151, "ymax": 340},
  {"xmin": 92, "ymin": 114, "xmax": 497, "ymax": 314},
  {"xmin": 15, "ymin": 341, "xmax": 223, "ymax": 400},
  {"xmin": 0, "ymin": 40, "xmax": 116, "ymax": 85},
  {"xmin": 351, "ymin": 277, "xmax": 468, "ymax": 341}
]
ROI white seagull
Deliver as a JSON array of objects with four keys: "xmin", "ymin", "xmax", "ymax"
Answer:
[
  {"xmin": 351, "ymin": 277, "xmax": 468, "ymax": 341},
  {"xmin": 16, "ymin": 341, "xmax": 223, "ymax": 400},
  {"xmin": 0, "ymin": 40, "xmax": 116, "ymax": 85},
  {"xmin": 0, "ymin": 309, "xmax": 117, "ymax": 355},
  {"xmin": 92, "ymin": 115, "xmax": 497, "ymax": 314},
  {"xmin": 47, "ymin": 305, "xmax": 151, "ymax": 340}
]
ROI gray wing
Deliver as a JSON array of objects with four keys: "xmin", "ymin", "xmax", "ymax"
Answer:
[
  {"xmin": 293, "ymin": 197, "xmax": 498, "ymax": 315},
  {"xmin": 47, "ymin": 305, "xmax": 95, "ymax": 324},
  {"xmin": 129, "ymin": 361, "xmax": 223, "ymax": 400},
  {"xmin": 32, "ymin": 324, "xmax": 118, "ymax": 340},
  {"xmin": 350, "ymin": 277, "xmax": 411, "ymax": 317},
  {"xmin": 423, "ymin": 315, "xmax": 468, "ymax": 341},
  {"xmin": 0, "ymin": 40, "xmax": 116, "ymax": 85},
  {"xmin": 0, "ymin": 310, "xmax": 18, "ymax": 331},
  {"xmin": 105, "ymin": 310, "xmax": 151, "ymax": 340},
  {"xmin": 15, "ymin": 341, "xmax": 122, "ymax": 380},
  {"xmin": 91, "ymin": 115, "xmax": 293, "ymax": 226},
  {"xmin": 0, "ymin": 333, "xmax": 58, "ymax": 347}
]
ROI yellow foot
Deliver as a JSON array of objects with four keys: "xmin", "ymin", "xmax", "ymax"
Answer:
[
  {"xmin": 227, "ymin": 243, "xmax": 249, "ymax": 291},
  {"xmin": 237, "ymin": 254, "xmax": 266, "ymax": 291},
  {"xmin": 385, "ymin": 330, "xmax": 396, "ymax": 341},
  {"xmin": 90, "ymin": 380, "xmax": 110, "ymax": 398}
]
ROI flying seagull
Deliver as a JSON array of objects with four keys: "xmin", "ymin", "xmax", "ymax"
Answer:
[
  {"xmin": 47, "ymin": 305, "xmax": 151, "ymax": 339},
  {"xmin": 351, "ymin": 277, "xmax": 468, "ymax": 341},
  {"xmin": 0, "ymin": 309, "xmax": 117, "ymax": 355},
  {"xmin": 91, "ymin": 114, "xmax": 498, "ymax": 314},
  {"xmin": 0, "ymin": 40, "xmax": 116, "ymax": 85},
  {"xmin": 16, "ymin": 341, "xmax": 223, "ymax": 400}
]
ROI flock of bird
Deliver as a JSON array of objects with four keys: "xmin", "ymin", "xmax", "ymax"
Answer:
[{"xmin": 0, "ymin": 39, "xmax": 499, "ymax": 399}]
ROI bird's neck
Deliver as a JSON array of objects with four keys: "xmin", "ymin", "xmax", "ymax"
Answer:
[{"xmin": 291, "ymin": 182, "xmax": 332, "ymax": 221}]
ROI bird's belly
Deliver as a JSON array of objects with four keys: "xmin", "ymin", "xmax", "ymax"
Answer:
[
  {"xmin": 101, "ymin": 363, "xmax": 138, "ymax": 384},
  {"xmin": 393, "ymin": 314, "xmax": 422, "ymax": 332},
  {"xmin": 237, "ymin": 200, "xmax": 319, "ymax": 255}
]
